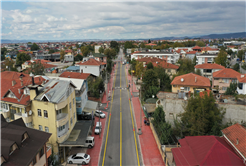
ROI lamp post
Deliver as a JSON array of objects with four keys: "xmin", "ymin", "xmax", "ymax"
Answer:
[{"xmin": 138, "ymin": 86, "xmax": 142, "ymax": 135}]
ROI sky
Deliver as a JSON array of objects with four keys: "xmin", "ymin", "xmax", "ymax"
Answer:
[{"xmin": 1, "ymin": 0, "xmax": 246, "ymax": 40}]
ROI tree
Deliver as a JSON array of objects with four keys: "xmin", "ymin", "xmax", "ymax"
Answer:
[
  {"xmin": 88, "ymin": 77, "xmax": 105, "ymax": 98},
  {"xmin": 110, "ymin": 41, "xmax": 119, "ymax": 53},
  {"xmin": 194, "ymin": 69, "xmax": 202, "ymax": 76},
  {"xmin": 241, "ymin": 62, "xmax": 246, "ymax": 70},
  {"xmin": 29, "ymin": 62, "xmax": 45, "ymax": 75},
  {"xmin": 148, "ymin": 39, "xmax": 151, "ymax": 43},
  {"xmin": 146, "ymin": 62, "xmax": 154, "ymax": 70},
  {"xmin": 4, "ymin": 59, "xmax": 18, "ymax": 71},
  {"xmin": 31, "ymin": 43, "xmax": 39, "ymax": 51},
  {"xmin": 1, "ymin": 47, "xmax": 7, "ymax": 56},
  {"xmin": 80, "ymin": 46, "xmax": 89, "ymax": 57},
  {"xmin": 124, "ymin": 41, "xmax": 134, "ymax": 50},
  {"xmin": 99, "ymin": 47, "xmax": 104, "ymax": 54},
  {"xmin": 232, "ymin": 63, "xmax": 240, "ymax": 72},
  {"xmin": 135, "ymin": 61, "xmax": 144, "ymax": 82},
  {"xmin": 142, "ymin": 69, "xmax": 159, "ymax": 100},
  {"xmin": 180, "ymin": 92, "xmax": 225, "ymax": 136},
  {"xmin": 193, "ymin": 55, "xmax": 197, "ymax": 66},
  {"xmin": 16, "ymin": 53, "xmax": 31, "ymax": 66},
  {"xmin": 140, "ymin": 43, "xmax": 145, "ymax": 48},
  {"xmin": 224, "ymin": 82, "xmax": 238, "ymax": 95},
  {"xmin": 195, "ymin": 41, "xmax": 206, "ymax": 47},
  {"xmin": 214, "ymin": 50, "xmax": 228, "ymax": 67},
  {"xmin": 76, "ymin": 44, "xmax": 80, "ymax": 49},
  {"xmin": 48, "ymin": 49, "xmax": 55, "ymax": 54},
  {"xmin": 237, "ymin": 49, "xmax": 245, "ymax": 61},
  {"xmin": 60, "ymin": 50, "xmax": 65, "ymax": 61},
  {"xmin": 177, "ymin": 58, "xmax": 194, "ymax": 75},
  {"xmin": 106, "ymin": 58, "xmax": 113, "ymax": 73},
  {"xmin": 104, "ymin": 48, "xmax": 116, "ymax": 60},
  {"xmin": 152, "ymin": 106, "xmax": 173, "ymax": 144},
  {"xmin": 227, "ymin": 49, "xmax": 233, "ymax": 55},
  {"xmin": 154, "ymin": 66, "xmax": 172, "ymax": 92},
  {"xmin": 74, "ymin": 54, "xmax": 83, "ymax": 61},
  {"xmin": 130, "ymin": 58, "xmax": 137, "ymax": 72}
]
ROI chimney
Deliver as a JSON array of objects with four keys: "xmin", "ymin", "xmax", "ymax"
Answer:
[
  {"xmin": 32, "ymin": 77, "xmax": 35, "ymax": 85},
  {"xmin": 18, "ymin": 89, "xmax": 21, "ymax": 94},
  {"xmin": 241, "ymin": 75, "xmax": 245, "ymax": 78},
  {"xmin": 195, "ymin": 77, "xmax": 197, "ymax": 82},
  {"xmin": 236, "ymin": 138, "xmax": 239, "ymax": 145},
  {"xmin": 12, "ymin": 80, "xmax": 16, "ymax": 86}
]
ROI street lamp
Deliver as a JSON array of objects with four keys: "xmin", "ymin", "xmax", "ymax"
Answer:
[{"xmin": 138, "ymin": 86, "xmax": 142, "ymax": 135}]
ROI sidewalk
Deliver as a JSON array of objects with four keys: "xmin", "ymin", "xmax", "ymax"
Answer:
[
  {"xmin": 125, "ymin": 64, "xmax": 139, "ymax": 94},
  {"xmin": 86, "ymin": 112, "xmax": 108, "ymax": 166},
  {"xmin": 126, "ymin": 64, "xmax": 165, "ymax": 166}
]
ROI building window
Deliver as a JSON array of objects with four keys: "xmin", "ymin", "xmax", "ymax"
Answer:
[
  {"xmin": 184, "ymin": 87, "xmax": 190, "ymax": 91},
  {"xmin": 70, "ymin": 102, "xmax": 71, "ymax": 110},
  {"xmin": 73, "ymin": 98, "xmax": 75, "ymax": 105},
  {"xmin": 39, "ymin": 147, "xmax": 44, "ymax": 158},
  {"xmin": 173, "ymin": 85, "xmax": 177, "ymax": 87},
  {"xmin": 231, "ymin": 79, "xmax": 237, "ymax": 83},
  {"xmin": 38, "ymin": 109, "xmax": 42, "ymax": 117},
  {"xmin": 44, "ymin": 110, "xmax": 48, "ymax": 118},
  {"xmin": 45, "ymin": 126, "xmax": 49, "ymax": 132},
  {"xmin": 222, "ymin": 79, "xmax": 229, "ymax": 83},
  {"xmin": 56, "ymin": 109, "xmax": 61, "ymax": 115},
  {"xmin": 168, "ymin": 69, "xmax": 171, "ymax": 72},
  {"xmin": 70, "ymin": 117, "xmax": 73, "ymax": 125},
  {"xmin": 39, "ymin": 125, "xmax": 43, "ymax": 131},
  {"xmin": 222, "ymin": 87, "xmax": 227, "ymax": 91},
  {"xmin": 238, "ymin": 83, "xmax": 243, "ymax": 90}
]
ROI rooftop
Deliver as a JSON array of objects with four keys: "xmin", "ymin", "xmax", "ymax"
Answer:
[{"xmin": 171, "ymin": 73, "xmax": 210, "ymax": 87}]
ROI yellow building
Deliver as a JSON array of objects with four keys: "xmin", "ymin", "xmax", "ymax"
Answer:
[{"xmin": 29, "ymin": 79, "xmax": 77, "ymax": 162}]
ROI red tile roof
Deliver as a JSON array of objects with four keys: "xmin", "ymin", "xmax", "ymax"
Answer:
[
  {"xmin": 137, "ymin": 57, "xmax": 178, "ymax": 69},
  {"xmin": 199, "ymin": 90, "xmax": 211, "ymax": 98},
  {"xmin": 236, "ymin": 74, "xmax": 246, "ymax": 83},
  {"xmin": 195, "ymin": 63, "xmax": 225, "ymax": 69},
  {"xmin": 201, "ymin": 47, "xmax": 219, "ymax": 51},
  {"xmin": 192, "ymin": 45, "xmax": 202, "ymax": 50},
  {"xmin": 145, "ymin": 43, "xmax": 157, "ymax": 46},
  {"xmin": 172, "ymin": 136, "xmax": 244, "ymax": 166},
  {"xmin": 222, "ymin": 123, "xmax": 246, "ymax": 159},
  {"xmin": 186, "ymin": 51, "xmax": 197, "ymax": 54},
  {"xmin": 1, "ymin": 71, "xmax": 45, "ymax": 106},
  {"xmin": 171, "ymin": 73, "xmax": 210, "ymax": 87},
  {"xmin": 213, "ymin": 68, "xmax": 241, "ymax": 78},
  {"xmin": 59, "ymin": 71, "xmax": 90, "ymax": 80},
  {"xmin": 76, "ymin": 58, "xmax": 105, "ymax": 66}
]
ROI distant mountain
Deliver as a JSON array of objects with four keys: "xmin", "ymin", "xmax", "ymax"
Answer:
[{"xmin": 199, "ymin": 32, "xmax": 246, "ymax": 39}]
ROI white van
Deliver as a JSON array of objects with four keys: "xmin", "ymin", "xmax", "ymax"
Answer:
[
  {"xmin": 85, "ymin": 136, "xmax": 95, "ymax": 149},
  {"xmin": 94, "ymin": 122, "xmax": 102, "ymax": 134}
]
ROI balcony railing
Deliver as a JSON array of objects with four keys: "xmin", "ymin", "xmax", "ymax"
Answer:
[
  {"xmin": 56, "ymin": 113, "xmax": 68, "ymax": 127},
  {"xmin": 14, "ymin": 113, "xmax": 33, "ymax": 124}
]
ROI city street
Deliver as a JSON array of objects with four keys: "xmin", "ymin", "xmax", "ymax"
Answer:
[{"xmin": 99, "ymin": 50, "xmax": 142, "ymax": 165}]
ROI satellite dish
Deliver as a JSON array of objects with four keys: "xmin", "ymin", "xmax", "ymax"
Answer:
[
  {"xmin": 184, "ymin": 97, "xmax": 187, "ymax": 100},
  {"xmin": 29, "ymin": 110, "xmax": 32, "ymax": 115}
]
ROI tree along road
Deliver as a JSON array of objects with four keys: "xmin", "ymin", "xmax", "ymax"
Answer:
[{"xmin": 99, "ymin": 49, "xmax": 142, "ymax": 166}]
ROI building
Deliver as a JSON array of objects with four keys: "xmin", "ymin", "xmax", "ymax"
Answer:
[
  {"xmin": 171, "ymin": 136, "xmax": 244, "ymax": 166},
  {"xmin": 28, "ymin": 78, "xmax": 77, "ymax": 162},
  {"xmin": 171, "ymin": 73, "xmax": 210, "ymax": 93},
  {"xmin": 195, "ymin": 63, "xmax": 225, "ymax": 80},
  {"xmin": 94, "ymin": 45, "xmax": 102, "ymax": 53},
  {"xmin": 65, "ymin": 66, "xmax": 80, "ymax": 72},
  {"xmin": 131, "ymin": 51, "xmax": 180, "ymax": 64},
  {"xmin": 75, "ymin": 58, "xmax": 107, "ymax": 77},
  {"xmin": 212, "ymin": 68, "xmax": 241, "ymax": 93},
  {"xmin": 196, "ymin": 53, "xmax": 218, "ymax": 65},
  {"xmin": 64, "ymin": 52, "xmax": 74, "ymax": 62},
  {"xmin": 22, "ymin": 59, "xmax": 57, "ymax": 70},
  {"xmin": 236, "ymin": 74, "xmax": 246, "ymax": 95},
  {"xmin": 185, "ymin": 51, "xmax": 197, "ymax": 60},
  {"xmin": 0, "ymin": 71, "xmax": 45, "ymax": 126},
  {"xmin": 36, "ymin": 52, "xmax": 60, "ymax": 62},
  {"xmin": 92, "ymin": 53, "xmax": 107, "ymax": 63},
  {"xmin": 1, "ymin": 115, "xmax": 52, "ymax": 166},
  {"xmin": 222, "ymin": 123, "xmax": 246, "ymax": 164}
]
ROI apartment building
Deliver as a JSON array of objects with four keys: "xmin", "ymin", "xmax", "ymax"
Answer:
[{"xmin": 195, "ymin": 63, "xmax": 225, "ymax": 80}]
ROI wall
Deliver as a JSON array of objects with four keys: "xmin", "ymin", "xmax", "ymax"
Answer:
[
  {"xmin": 80, "ymin": 65, "xmax": 99, "ymax": 77},
  {"xmin": 158, "ymin": 97, "xmax": 246, "ymax": 126},
  {"xmin": 171, "ymin": 85, "xmax": 209, "ymax": 93}
]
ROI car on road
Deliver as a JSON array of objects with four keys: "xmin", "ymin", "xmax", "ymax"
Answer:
[
  {"xmin": 67, "ymin": 153, "xmax": 90, "ymax": 165},
  {"xmin": 94, "ymin": 110, "xmax": 106, "ymax": 118},
  {"xmin": 78, "ymin": 112, "xmax": 94, "ymax": 120},
  {"xmin": 94, "ymin": 122, "xmax": 102, "ymax": 134},
  {"xmin": 85, "ymin": 136, "xmax": 95, "ymax": 149}
]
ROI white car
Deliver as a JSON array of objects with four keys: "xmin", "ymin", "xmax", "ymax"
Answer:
[
  {"xmin": 67, "ymin": 153, "xmax": 90, "ymax": 165},
  {"xmin": 94, "ymin": 110, "xmax": 106, "ymax": 118},
  {"xmin": 94, "ymin": 122, "xmax": 102, "ymax": 134}
]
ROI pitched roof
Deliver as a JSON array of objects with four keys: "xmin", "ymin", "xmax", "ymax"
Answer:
[
  {"xmin": 195, "ymin": 63, "xmax": 225, "ymax": 69},
  {"xmin": 76, "ymin": 58, "xmax": 105, "ymax": 66},
  {"xmin": 59, "ymin": 71, "xmax": 90, "ymax": 80},
  {"xmin": 213, "ymin": 68, "xmax": 241, "ymax": 78},
  {"xmin": 171, "ymin": 73, "xmax": 210, "ymax": 87},
  {"xmin": 154, "ymin": 61, "xmax": 179, "ymax": 69},
  {"xmin": 192, "ymin": 45, "xmax": 202, "ymax": 50},
  {"xmin": 236, "ymin": 74, "xmax": 246, "ymax": 83},
  {"xmin": 172, "ymin": 136, "xmax": 244, "ymax": 166},
  {"xmin": 186, "ymin": 51, "xmax": 197, "ymax": 54},
  {"xmin": 222, "ymin": 123, "xmax": 246, "ymax": 159}
]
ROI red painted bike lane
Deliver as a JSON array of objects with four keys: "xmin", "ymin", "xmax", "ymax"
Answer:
[
  {"xmin": 86, "ymin": 112, "xmax": 108, "ymax": 166},
  {"xmin": 125, "ymin": 64, "xmax": 165, "ymax": 166}
]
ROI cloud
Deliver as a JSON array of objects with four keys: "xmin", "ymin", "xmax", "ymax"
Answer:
[{"xmin": 1, "ymin": 1, "xmax": 245, "ymax": 40}]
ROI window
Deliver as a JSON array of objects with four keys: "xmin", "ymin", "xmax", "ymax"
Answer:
[
  {"xmin": 56, "ymin": 109, "xmax": 61, "ymax": 115},
  {"xmin": 173, "ymin": 85, "xmax": 177, "ymax": 87},
  {"xmin": 238, "ymin": 83, "xmax": 243, "ymax": 90},
  {"xmin": 70, "ymin": 102, "xmax": 71, "ymax": 110},
  {"xmin": 70, "ymin": 117, "xmax": 73, "ymax": 125},
  {"xmin": 222, "ymin": 79, "xmax": 229, "ymax": 83},
  {"xmin": 39, "ymin": 125, "xmax": 43, "ymax": 131},
  {"xmin": 44, "ymin": 110, "xmax": 48, "ymax": 118},
  {"xmin": 184, "ymin": 87, "xmax": 190, "ymax": 91},
  {"xmin": 73, "ymin": 98, "xmax": 75, "ymax": 105},
  {"xmin": 39, "ymin": 147, "xmax": 44, "ymax": 158},
  {"xmin": 222, "ymin": 87, "xmax": 227, "ymax": 91},
  {"xmin": 168, "ymin": 69, "xmax": 171, "ymax": 72},
  {"xmin": 38, "ymin": 109, "xmax": 42, "ymax": 117},
  {"xmin": 231, "ymin": 79, "xmax": 237, "ymax": 83},
  {"xmin": 45, "ymin": 126, "xmax": 49, "ymax": 132}
]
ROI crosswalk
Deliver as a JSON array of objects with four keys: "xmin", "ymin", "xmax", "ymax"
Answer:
[{"xmin": 114, "ymin": 87, "xmax": 128, "ymax": 90}]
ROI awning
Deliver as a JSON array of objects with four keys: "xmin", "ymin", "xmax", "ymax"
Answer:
[
  {"xmin": 59, "ymin": 120, "xmax": 92, "ymax": 147},
  {"xmin": 82, "ymin": 100, "xmax": 98, "ymax": 113}
]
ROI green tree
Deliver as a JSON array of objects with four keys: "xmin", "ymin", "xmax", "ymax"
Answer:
[
  {"xmin": 29, "ymin": 62, "xmax": 45, "ymax": 75},
  {"xmin": 124, "ymin": 41, "xmax": 134, "ymax": 53},
  {"xmin": 99, "ymin": 47, "xmax": 104, "ymax": 54},
  {"xmin": 88, "ymin": 77, "xmax": 105, "ymax": 98},
  {"xmin": 237, "ymin": 49, "xmax": 245, "ymax": 60},
  {"xmin": 142, "ymin": 69, "xmax": 159, "ymax": 88},
  {"xmin": 135, "ymin": 61, "xmax": 144, "ymax": 83},
  {"xmin": 76, "ymin": 44, "xmax": 80, "ymax": 49},
  {"xmin": 16, "ymin": 53, "xmax": 31, "ymax": 66},
  {"xmin": 148, "ymin": 39, "xmax": 151, "ymax": 43},
  {"xmin": 177, "ymin": 58, "xmax": 194, "ymax": 75},
  {"xmin": 110, "ymin": 41, "xmax": 119, "ymax": 53},
  {"xmin": 193, "ymin": 55, "xmax": 197, "ymax": 66},
  {"xmin": 60, "ymin": 50, "xmax": 65, "ymax": 61},
  {"xmin": 104, "ymin": 48, "xmax": 116, "ymax": 60},
  {"xmin": 146, "ymin": 62, "xmax": 154, "ymax": 70},
  {"xmin": 31, "ymin": 43, "xmax": 39, "ymax": 51},
  {"xmin": 214, "ymin": 50, "xmax": 228, "ymax": 67},
  {"xmin": 224, "ymin": 82, "xmax": 238, "ymax": 95},
  {"xmin": 140, "ymin": 43, "xmax": 145, "ymax": 48},
  {"xmin": 180, "ymin": 92, "xmax": 225, "ymax": 136},
  {"xmin": 74, "ymin": 54, "xmax": 83, "ymax": 61},
  {"xmin": 154, "ymin": 66, "xmax": 172, "ymax": 92},
  {"xmin": 80, "ymin": 46, "xmax": 89, "ymax": 57},
  {"xmin": 48, "ymin": 49, "xmax": 55, "ymax": 54},
  {"xmin": 194, "ymin": 69, "xmax": 202, "ymax": 76},
  {"xmin": 152, "ymin": 106, "xmax": 173, "ymax": 144},
  {"xmin": 195, "ymin": 41, "xmax": 206, "ymax": 47},
  {"xmin": 227, "ymin": 49, "xmax": 233, "ymax": 55},
  {"xmin": 130, "ymin": 58, "xmax": 137, "ymax": 72},
  {"xmin": 232, "ymin": 63, "xmax": 240, "ymax": 72},
  {"xmin": 4, "ymin": 59, "xmax": 18, "ymax": 71},
  {"xmin": 106, "ymin": 58, "xmax": 113, "ymax": 73},
  {"xmin": 1, "ymin": 47, "xmax": 7, "ymax": 56},
  {"xmin": 241, "ymin": 62, "xmax": 246, "ymax": 70}
]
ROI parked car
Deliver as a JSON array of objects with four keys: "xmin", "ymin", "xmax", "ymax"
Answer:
[
  {"xmin": 84, "ymin": 136, "xmax": 95, "ymax": 149},
  {"xmin": 78, "ymin": 112, "xmax": 94, "ymax": 120},
  {"xmin": 94, "ymin": 110, "xmax": 106, "ymax": 118},
  {"xmin": 67, "ymin": 153, "xmax": 90, "ymax": 165},
  {"xmin": 94, "ymin": 122, "xmax": 102, "ymax": 134}
]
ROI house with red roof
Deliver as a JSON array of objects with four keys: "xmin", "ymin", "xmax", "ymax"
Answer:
[
  {"xmin": 201, "ymin": 46, "xmax": 219, "ymax": 54},
  {"xmin": 171, "ymin": 136, "xmax": 244, "ymax": 166},
  {"xmin": 212, "ymin": 68, "xmax": 241, "ymax": 93},
  {"xmin": 236, "ymin": 74, "xmax": 246, "ymax": 94},
  {"xmin": 195, "ymin": 63, "xmax": 225, "ymax": 80},
  {"xmin": 75, "ymin": 58, "xmax": 106, "ymax": 77},
  {"xmin": 185, "ymin": 50, "xmax": 197, "ymax": 59},
  {"xmin": 21, "ymin": 59, "xmax": 57, "ymax": 73},
  {"xmin": 192, "ymin": 45, "xmax": 202, "ymax": 52},
  {"xmin": 0, "ymin": 71, "xmax": 45, "ymax": 125},
  {"xmin": 171, "ymin": 73, "xmax": 210, "ymax": 93},
  {"xmin": 222, "ymin": 123, "xmax": 246, "ymax": 163}
]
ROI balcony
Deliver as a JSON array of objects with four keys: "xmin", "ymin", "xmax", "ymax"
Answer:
[
  {"xmin": 56, "ymin": 113, "xmax": 69, "ymax": 127},
  {"xmin": 57, "ymin": 130, "xmax": 70, "ymax": 143},
  {"xmin": 14, "ymin": 113, "xmax": 33, "ymax": 124},
  {"xmin": 46, "ymin": 144, "xmax": 52, "ymax": 159},
  {"xmin": 55, "ymin": 100, "xmax": 67, "ymax": 110}
]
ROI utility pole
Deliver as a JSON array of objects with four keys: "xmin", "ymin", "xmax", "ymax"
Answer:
[
  {"xmin": 138, "ymin": 86, "xmax": 142, "ymax": 135},
  {"xmin": 106, "ymin": 71, "xmax": 108, "ymax": 102},
  {"xmin": 131, "ymin": 65, "xmax": 133, "ymax": 94}
]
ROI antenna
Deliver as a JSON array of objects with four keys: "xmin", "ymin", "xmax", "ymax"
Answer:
[{"xmin": 29, "ymin": 110, "xmax": 33, "ymax": 115}]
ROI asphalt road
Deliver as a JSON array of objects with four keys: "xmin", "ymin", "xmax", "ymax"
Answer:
[{"xmin": 99, "ymin": 49, "xmax": 142, "ymax": 166}]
